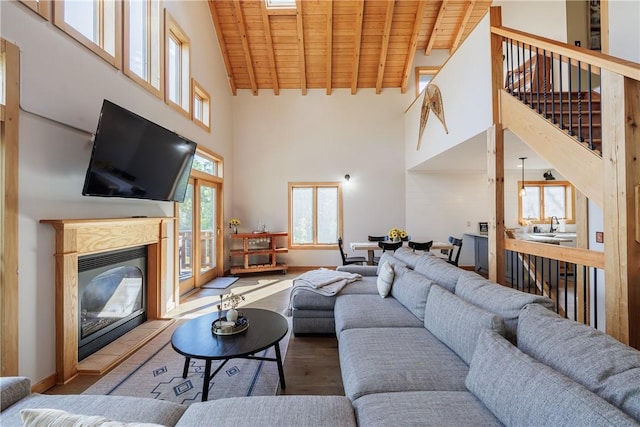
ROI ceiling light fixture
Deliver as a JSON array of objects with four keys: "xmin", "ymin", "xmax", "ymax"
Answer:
[{"xmin": 519, "ymin": 157, "xmax": 527, "ymax": 197}]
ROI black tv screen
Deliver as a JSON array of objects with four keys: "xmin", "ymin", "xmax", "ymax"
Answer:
[{"xmin": 82, "ymin": 100, "xmax": 197, "ymax": 202}]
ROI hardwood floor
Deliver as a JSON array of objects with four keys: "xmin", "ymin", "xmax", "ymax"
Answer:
[{"xmin": 47, "ymin": 272, "xmax": 344, "ymax": 397}]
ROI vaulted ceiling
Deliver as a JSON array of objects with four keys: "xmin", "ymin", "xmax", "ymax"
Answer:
[{"xmin": 207, "ymin": 0, "xmax": 492, "ymax": 95}]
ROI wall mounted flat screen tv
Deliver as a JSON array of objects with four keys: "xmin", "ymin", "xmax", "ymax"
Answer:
[{"xmin": 82, "ymin": 100, "xmax": 197, "ymax": 203}]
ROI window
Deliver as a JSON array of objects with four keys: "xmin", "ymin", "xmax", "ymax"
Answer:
[
  {"xmin": 53, "ymin": 0, "xmax": 121, "ymax": 68},
  {"xmin": 192, "ymin": 151, "xmax": 222, "ymax": 178},
  {"xmin": 164, "ymin": 11, "xmax": 190, "ymax": 116},
  {"xmin": 265, "ymin": 0, "xmax": 296, "ymax": 9},
  {"xmin": 289, "ymin": 183, "xmax": 343, "ymax": 248},
  {"xmin": 415, "ymin": 66, "xmax": 439, "ymax": 97},
  {"xmin": 124, "ymin": 0, "xmax": 162, "ymax": 97},
  {"xmin": 191, "ymin": 79, "xmax": 210, "ymax": 131},
  {"xmin": 518, "ymin": 181, "xmax": 575, "ymax": 225},
  {"xmin": 19, "ymin": 0, "xmax": 51, "ymax": 20}
]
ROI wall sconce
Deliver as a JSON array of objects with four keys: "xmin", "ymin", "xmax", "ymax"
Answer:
[
  {"xmin": 543, "ymin": 170, "xmax": 556, "ymax": 180},
  {"xmin": 519, "ymin": 157, "xmax": 527, "ymax": 197},
  {"xmin": 344, "ymin": 174, "xmax": 351, "ymax": 182}
]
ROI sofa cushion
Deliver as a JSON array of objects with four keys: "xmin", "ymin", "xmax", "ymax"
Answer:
[
  {"xmin": 0, "ymin": 377, "xmax": 30, "ymax": 411},
  {"xmin": 413, "ymin": 255, "xmax": 463, "ymax": 293},
  {"xmin": 291, "ymin": 277, "xmax": 378, "ymax": 311},
  {"xmin": 423, "ymin": 285, "xmax": 505, "ymax": 365},
  {"xmin": 390, "ymin": 267, "xmax": 433, "ymax": 321},
  {"xmin": 176, "ymin": 396, "xmax": 357, "ymax": 427},
  {"xmin": 376, "ymin": 261, "xmax": 394, "ymax": 297},
  {"xmin": 466, "ymin": 329, "xmax": 637, "ymax": 427},
  {"xmin": 353, "ymin": 391, "xmax": 501, "ymax": 427},
  {"xmin": 0, "ymin": 394, "xmax": 186, "ymax": 427},
  {"xmin": 334, "ymin": 295, "xmax": 424, "ymax": 336},
  {"xmin": 20, "ymin": 408, "xmax": 164, "ymax": 427},
  {"xmin": 454, "ymin": 270, "xmax": 554, "ymax": 341},
  {"xmin": 376, "ymin": 252, "xmax": 407, "ymax": 275},
  {"xmin": 518, "ymin": 304, "xmax": 640, "ymax": 423},
  {"xmin": 391, "ymin": 247, "xmax": 424, "ymax": 269},
  {"xmin": 339, "ymin": 327, "xmax": 468, "ymax": 401}
]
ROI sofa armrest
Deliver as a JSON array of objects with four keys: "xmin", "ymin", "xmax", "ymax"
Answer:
[
  {"xmin": 336, "ymin": 265, "xmax": 378, "ymax": 276},
  {"xmin": 1, "ymin": 377, "xmax": 31, "ymax": 411}
]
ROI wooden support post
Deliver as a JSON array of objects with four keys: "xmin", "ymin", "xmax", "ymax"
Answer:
[
  {"xmin": 602, "ymin": 71, "xmax": 640, "ymax": 348},
  {"xmin": 575, "ymin": 190, "xmax": 590, "ymax": 324},
  {"xmin": 488, "ymin": 7, "xmax": 505, "ymax": 284}
]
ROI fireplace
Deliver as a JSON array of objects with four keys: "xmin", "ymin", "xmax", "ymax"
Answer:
[{"xmin": 78, "ymin": 246, "xmax": 147, "ymax": 360}]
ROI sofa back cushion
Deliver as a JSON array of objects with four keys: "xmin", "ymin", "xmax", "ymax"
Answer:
[
  {"xmin": 391, "ymin": 247, "xmax": 424, "ymax": 269},
  {"xmin": 454, "ymin": 271, "xmax": 554, "ymax": 342},
  {"xmin": 517, "ymin": 304, "xmax": 640, "ymax": 423},
  {"xmin": 423, "ymin": 285, "xmax": 505, "ymax": 365},
  {"xmin": 413, "ymin": 255, "xmax": 462, "ymax": 293},
  {"xmin": 389, "ymin": 267, "xmax": 433, "ymax": 321},
  {"xmin": 376, "ymin": 252, "xmax": 407, "ymax": 275},
  {"xmin": 466, "ymin": 329, "xmax": 637, "ymax": 427}
]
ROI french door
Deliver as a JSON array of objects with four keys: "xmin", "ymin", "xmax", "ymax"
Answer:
[{"xmin": 178, "ymin": 177, "xmax": 222, "ymax": 295}]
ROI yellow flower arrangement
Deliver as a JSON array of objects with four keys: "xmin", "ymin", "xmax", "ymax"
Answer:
[
  {"xmin": 388, "ymin": 227, "xmax": 408, "ymax": 241},
  {"xmin": 229, "ymin": 218, "xmax": 240, "ymax": 226}
]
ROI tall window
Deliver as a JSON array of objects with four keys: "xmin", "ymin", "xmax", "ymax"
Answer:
[
  {"xmin": 289, "ymin": 183, "xmax": 342, "ymax": 248},
  {"xmin": 519, "ymin": 181, "xmax": 575, "ymax": 224},
  {"xmin": 164, "ymin": 11, "xmax": 190, "ymax": 116},
  {"xmin": 191, "ymin": 79, "xmax": 210, "ymax": 131},
  {"xmin": 53, "ymin": 0, "xmax": 121, "ymax": 68},
  {"xmin": 124, "ymin": 0, "xmax": 162, "ymax": 97}
]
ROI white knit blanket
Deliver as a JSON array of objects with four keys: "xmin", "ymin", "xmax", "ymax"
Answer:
[{"xmin": 283, "ymin": 268, "xmax": 362, "ymax": 317}]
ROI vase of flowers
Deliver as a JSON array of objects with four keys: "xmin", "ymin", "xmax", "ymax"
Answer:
[
  {"xmin": 225, "ymin": 293, "xmax": 245, "ymax": 322},
  {"xmin": 388, "ymin": 227, "xmax": 408, "ymax": 242},
  {"xmin": 229, "ymin": 218, "xmax": 240, "ymax": 234}
]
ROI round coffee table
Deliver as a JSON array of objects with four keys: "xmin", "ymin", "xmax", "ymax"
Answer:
[{"xmin": 171, "ymin": 308, "xmax": 288, "ymax": 401}]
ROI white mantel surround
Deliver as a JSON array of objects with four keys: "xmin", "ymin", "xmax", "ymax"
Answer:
[{"xmin": 40, "ymin": 217, "xmax": 171, "ymax": 384}]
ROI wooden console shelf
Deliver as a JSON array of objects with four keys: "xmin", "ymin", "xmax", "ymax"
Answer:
[{"xmin": 230, "ymin": 232, "xmax": 288, "ymax": 274}]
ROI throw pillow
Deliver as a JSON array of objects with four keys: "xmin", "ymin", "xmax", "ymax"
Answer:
[
  {"xmin": 376, "ymin": 261, "xmax": 394, "ymax": 297},
  {"xmin": 20, "ymin": 408, "xmax": 166, "ymax": 427}
]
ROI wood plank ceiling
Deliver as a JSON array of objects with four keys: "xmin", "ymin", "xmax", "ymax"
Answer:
[{"xmin": 208, "ymin": 0, "xmax": 492, "ymax": 95}]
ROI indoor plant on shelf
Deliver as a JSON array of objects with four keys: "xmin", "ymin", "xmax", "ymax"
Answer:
[{"xmin": 229, "ymin": 218, "xmax": 240, "ymax": 234}]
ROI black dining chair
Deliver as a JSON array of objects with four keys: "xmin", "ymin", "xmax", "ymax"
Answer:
[
  {"xmin": 447, "ymin": 236, "xmax": 463, "ymax": 266},
  {"xmin": 408, "ymin": 241, "xmax": 433, "ymax": 252},
  {"xmin": 373, "ymin": 240, "xmax": 403, "ymax": 265},
  {"xmin": 367, "ymin": 235, "xmax": 388, "ymax": 242},
  {"xmin": 338, "ymin": 238, "xmax": 367, "ymax": 266}
]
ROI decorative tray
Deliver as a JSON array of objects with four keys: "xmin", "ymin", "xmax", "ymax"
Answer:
[{"xmin": 211, "ymin": 315, "xmax": 249, "ymax": 336}]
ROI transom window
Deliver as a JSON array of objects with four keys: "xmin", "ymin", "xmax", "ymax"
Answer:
[
  {"xmin": 192, "ymin": 151, "xmax": 222, "ymax": 178},
  {"xmin": 124, "ymin": 0, "xmax": 162, "ymax": 97},
  {"xmin": 289, "ymin": 183, "xmax": 342, "ymax": 248},
  {"xmin": 53, "ymin": 0, "xmax": 121, "ymax": 68},
  {"xmin": 415, "ymin": 66, "xmax": 439, "ymax": 97},
  {"xmin": 265, "ymin": 0, "xmax": 296, "ymax": 9},
  {"xmin": 518, "ymin": 181, "xmax": 575, "ymax": 225}
]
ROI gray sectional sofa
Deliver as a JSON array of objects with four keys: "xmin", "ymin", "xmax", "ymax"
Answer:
[{"xmin": 3, "ymin": 247, "xmax": 640, "ymax": 426}]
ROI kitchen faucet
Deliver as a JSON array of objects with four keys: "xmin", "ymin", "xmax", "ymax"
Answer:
[{"xmin": 549, "ymin": 216, "xmax": 559, "ymax": 233}]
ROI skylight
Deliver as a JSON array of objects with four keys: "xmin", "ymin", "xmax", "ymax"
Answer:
[{"xmin": 265, "ymin": 0, "xmax": 296, "ymax": 9}]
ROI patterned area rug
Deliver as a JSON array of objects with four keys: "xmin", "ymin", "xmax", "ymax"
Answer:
[{"xmin": 83, "ymin": 317, "xmax": 291, "ymax": 405}]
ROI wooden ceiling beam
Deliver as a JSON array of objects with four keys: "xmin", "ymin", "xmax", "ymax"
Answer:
[
  {"xmin": 400, "ymin": 0, "xmax": 428, "ymax": 94},
  {"xmin": 296, "ymin": 0, "xmax": 307, "ymax": 95},
  {"xmin": 233, "ymin": 0, "xmax": 258, "ymax": 95},
  {"xmin": 451, "ymin": 0, "xmax": 476, "ymax": 53},
  {"xmin": 350, "ymin": 0, "xmax": 365, "ymax": 95},
  {"xmin": 207, "ymin": 1, "xmax": 237, "ymax": 95},
  {"xmin": 260, "ymin": 0, "xmax": 280, "ymax": 95},
  {"xmin": 375, "ymin": 0, "xmax": 395, "ymax": 94},
  {"xmin": 425, "ymin": 0, "xmax": 449, "ymax": 56},
  {"xmin": 326, "ymin": 0, "xmax": 333, "ymax": 95}
]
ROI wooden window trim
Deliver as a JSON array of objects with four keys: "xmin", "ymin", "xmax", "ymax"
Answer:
[
  {"xmin": 288, "ymin": 182, "xmax": 343, "ymax": 250},
  {"xmin": 123, "ymin": 0, "xmax": 163, "ymax": 98},
  {"xmin": 415, "ymin": 66, "xmax": 439, "ymax": 97},
  {"xmin": 164, "ymin": 10, "xmax": 190, "ymax": 118},
  {"xmin": 53, "ymin": 0, "xmax": 122, "ymax": 69},
  {"xmin": 1, "ymin": 39, "xmax": 20, "ymax": 376},
  {"xmin": 191, "ymin": 79, "xmax": 210, "ymax": 132},
  {"xmin": 518, "ymin": 180, "xmax": 576, "ymax": 225},
  {"xmin": 19, "ymin": 0, "xmax": 51, "ymax": 20}
]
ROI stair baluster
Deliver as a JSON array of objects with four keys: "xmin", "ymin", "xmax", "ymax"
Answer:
[
  {"xmin": 559, "ymin": 55, "xmax": 564, "ymax": 129},
  {"xmin": 551, "ymin": 53, "xmax": 556, "ymax": 123},
  {"xmin": 528, "ymin": 45, "xmax": 534, "ymax": 108},
  {"xmin": 568, "ymin": 62, "xmax": 574, "ymax": 136},
  {"xmin": 588, "ymin": 65, "xmax": 594, "ymax": 151},
  {"xmin": 542, "ymin": 49, "xmax": 548, "ymax": 116},
  {"xmin": 577, "ymin": 60, "xmax": 583, "ymax": 142}
]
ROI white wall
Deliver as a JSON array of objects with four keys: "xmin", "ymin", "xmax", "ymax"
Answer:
[
  {"xmin": 1, "ymin": 0, "xmax": 232, "ymax": 384},
  {"xmin": 607, "ymin": 0, "xmax": 640, "ymax": 61},
  {"xmin": 231, "ymin": 89, "xmax": 412, "ymax": 267}
]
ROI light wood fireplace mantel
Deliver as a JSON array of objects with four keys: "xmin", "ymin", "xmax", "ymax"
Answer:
[{"xmin": 41, "ymin": 217, "xmax": 172, "ymax": 384}]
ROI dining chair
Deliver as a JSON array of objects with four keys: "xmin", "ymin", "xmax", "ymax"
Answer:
[
  {"xmin": 338, "ymin": 238, "xmax": 367, "ymax": 266},
  {"xmin": 367, "ymin": 235, "xmax": 388, "ymax": 242},
  {"xmin": 373, "ymin": 240, "xmax": 403, "ymax": 265},
  {"xmin": 447, "ymin": 236, "xmax": 463, "ymax": 266},
  {"xmin": 408, "ymin": 241, "xmax": 433, "ymax": 252}
]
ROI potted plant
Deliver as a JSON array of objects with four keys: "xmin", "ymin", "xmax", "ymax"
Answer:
[{"xmin": 225, "ymin": 293, "xmax": 245, "ymax": 322}]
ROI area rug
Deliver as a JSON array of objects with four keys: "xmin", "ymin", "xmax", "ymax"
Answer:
[
  {"xmin": 83, "ymin": 317, "xmax": 291, "ymax": 405},
  {"xmin": 200, "ymin": 276, "xmax": 239, "ymax": 290}
]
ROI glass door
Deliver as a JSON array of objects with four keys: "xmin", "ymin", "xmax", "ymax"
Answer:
[
  {"xmin": 198, "ymin": 181, "xmax": 218, "ymax": 283},
  {"xmin": 178, "ymin": 180, "xmax": 195, "ymax": 295}
]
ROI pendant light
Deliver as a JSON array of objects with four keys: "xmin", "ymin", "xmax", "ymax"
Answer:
[{"xmin": 519, "ymin": 157, "xmax": 527, "ymax": 197}]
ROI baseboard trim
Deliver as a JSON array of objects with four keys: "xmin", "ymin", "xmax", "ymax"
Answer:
[{"xmin": 32, "ymin": 373, "xmax": 57, "ymax": 393}]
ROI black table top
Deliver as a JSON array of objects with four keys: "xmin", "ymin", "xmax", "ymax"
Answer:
[{"xmin": 171, "ymin": 308, "xmax": 288, "ymax": 360}]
